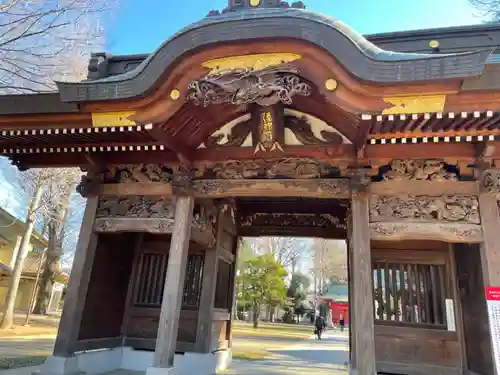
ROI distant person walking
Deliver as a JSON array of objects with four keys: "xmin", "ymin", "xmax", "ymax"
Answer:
[
  {"xmin": 314, "ymin": 316, "xmax": 325, "ymax": 340},
  {"xmin": 339, "ymin": 314, "xmax": 345, "ymax": 332}
]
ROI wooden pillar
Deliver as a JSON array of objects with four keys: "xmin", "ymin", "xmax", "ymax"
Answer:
[
  {"xmin": 347, "ymin": 237, "xmax": 356, "ymax": 367},
  {"xmin": 349, "ymin": 174, "xmax": 376, "ymax": 375},
  {"xmin": 479, "ymin": 192, "xmax": 500, "ymax": 287},
  {"xmin": 478, "ymin": 170, "xmax": 500, "ymax": 375},
  {"xmin": 53, "ymin": 196, "xmax": 99, "ymax": 357},
  {"xmin": 152, "ymin": 196, "xmax": 194, "ymax": 370},
  {"xmin": 225, "ymin": 210, "xmax": 239, "ymax": 348},
  {"xmin": 195, "ymin": 245, "xmax": 218, "ymax": 353}
]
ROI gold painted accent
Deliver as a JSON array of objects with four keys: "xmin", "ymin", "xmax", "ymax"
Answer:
[
  {"xmin": 255, "ymin": 111, "xmax": 274, "ymax": 154},
  {"xmin": 91, "ymin": 111, "xmax": 136, "ymax": 127},
  {"xmin": 382, "ymin": 95, "xmax": 446, "ymax": 115},
  {"xmin": 429, "ymin": 40, "xmax": 440, "ymax": 48},
  {"xmin": 260, "ymin": 111, "xmax": 274, "ymax": 147},
  {"xmin": 170, "ymin": 89, "xmax": 181, "ymax": 100},
  {"xmin": 324, "ymin": 78, "xmax": 338, "ymax": 91},
  {"xmin": 202, "ymin": 53, "xmax": 302, "ymax": 74},
  {"xmin": 249, "ymin": 0, "xmax": 260, "ymax": 6}
]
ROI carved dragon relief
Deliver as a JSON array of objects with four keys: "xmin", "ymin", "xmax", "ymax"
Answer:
[
  {"xmin": 382, "ymin": 159, "xmax": 458, "ymax": 181},
  {"xmin": 200, "ymin": 158, "xmax": 340, "ymax": 179},
  {"xmin": 94, "ymin": 196, "xmax": 217, "ymax": 246},
  {"xmin": 102, "ymin": 164, "xmax": 173, "ymax": 184},
  {"xmin": 370, "ymin": 195, "xmax": 480, "ymax": 224},
  {"xmin": 186, "ymin": 64, "xmax": 312, "ymax": 107}
]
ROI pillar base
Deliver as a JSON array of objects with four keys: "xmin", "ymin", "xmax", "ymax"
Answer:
[
  {"xmin": 33, "ymin": 356, "xmax": 82, "ymax": 375},
  {"xmin": 145, "ymin": 367, "xmax": 177, "ymax": 375}
]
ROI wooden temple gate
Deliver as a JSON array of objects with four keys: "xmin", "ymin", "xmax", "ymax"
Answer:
[{"xmin": 3, "ymin": 1, "xmax": 500, "ymax": 375}]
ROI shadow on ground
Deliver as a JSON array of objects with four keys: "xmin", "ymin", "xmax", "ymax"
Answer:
[{"xmin": 221, "ymin": 331, "xmax": 349, "ymax": 375}]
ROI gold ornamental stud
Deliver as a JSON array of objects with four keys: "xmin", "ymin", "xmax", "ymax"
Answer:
[
  {"xmin": 429, "ymin": 40, "xmax": 440, "ymax": 49},
  {"xmin": 170, "ymin": 89, "xmax": 181, "ymax": 100},
  {"xmin": 249, "ymin": 0, "xmax": 261, "ymax": 6},
  {"xmin": 325, "ymin": 78, "xmax": 338, "ymax": 92}
]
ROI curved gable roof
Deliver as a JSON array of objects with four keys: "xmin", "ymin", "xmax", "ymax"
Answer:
[{"xmin": 56, "ymin": 8, "xmax": 493, "ymax": 103}]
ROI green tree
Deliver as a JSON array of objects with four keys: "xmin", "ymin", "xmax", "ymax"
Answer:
[
  {"xmin": 287, "ymin": 273, "xmax": 310, "ymax": 322},
  {"xmin": 237, "ymin": 254, "xmax": 287, "ymax": 328}
]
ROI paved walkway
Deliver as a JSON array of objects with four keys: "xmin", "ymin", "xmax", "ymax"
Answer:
[
  {"xmin": 0, "ymin": 330, "xmax": 349, "ymax": 375},
  {"xmin": 220, "ymin": 330, "xmax": 349, "ymax": 374}
]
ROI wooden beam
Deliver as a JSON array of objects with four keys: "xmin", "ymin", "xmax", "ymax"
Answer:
[
  {"xmin": 0, "ymin": 112, "xmax": 91, "ymax": 128},
  {"xmin": 192, "ymin": 179, "xmax": 350, "ymax": 199},
  {"xmin": 369, "ymin": 181, "xmax": 479, "ymax": 196},
  {"xmin": 93, "ymin": 217, "xmax": 215, "ymax": 247},
  {"xmin": 350, "ymin": 188, "xmax": 377, "ymax": 375},
  {"xmin": 370, "ymin": 222, "xmax": 483, "ymax": 243},
  {"xmin": 475, "ymin": 141, "xmax": 497, "ymax": 164},
  {"xmin": 153, "ymin": 196, "xmax": 194, "ymax": 369},
  {"xmin": 101, "ymin": 179, "xmax": 351, "ymax": 199},
  {"xmin": 194, "ymin": 144, "xmax": 356, "ymax": 162},
  {"xmin": 11, "ymin": 150, "xmax": 179, "ymax": 169},
  {"xmin": 364, "ymin": 143, "xmax": 475, "ymax": 161},
  {"xmin": 53, "ymin": 195, "xmax": 99, "ymax": 356},
  {"xmin": 147, "ymin": 125, "xmax": 193, "ymax": 164}
]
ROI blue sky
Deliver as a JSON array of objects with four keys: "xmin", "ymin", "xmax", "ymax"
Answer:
[{"xmin": 107, "ymin": 0, "xmax": 486, "ymax": 55}]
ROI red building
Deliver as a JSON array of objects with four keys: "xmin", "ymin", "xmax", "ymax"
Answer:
[{"xmin": 318, "ymin": 284, "xmax": 349, "ymax": 324}]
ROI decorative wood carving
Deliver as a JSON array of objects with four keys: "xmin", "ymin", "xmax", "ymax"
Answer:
[
  {"xmin": 370, "ymin": 222, "xmax": 483, "ymax": 243},
  {"xmin": 102, "ymin": 164, "xmax": 173, "ymax": 183},
  {"xmin": 285, "ymin": 116, "xmax": 343, "ymax": 145},
  {"xmin": 201, "ymin": 158, "xmax": 339, "ymax": 179},
  {"xmin": 94, "ymin": 196, "xmax": 216, "ymax": 246},
  {"xmin": 186, "ymin": 64, "xmax": 312, "ymax": 107},
  {"xmin": 192, "ymin": 179, "xmax": 350, "ymax": 199},
  {"xmin": 239, "ymin": 212, "xmax": 346, "ymax": 230},
  {"xmin": 480, "ymin": 169, "xmax": 500, "ymax": 194},
  {"xmin": 76, "ymin": 174, "xmax": 101, "ymax": 198},
  {"xmin": 96, "ymin": 196, "xmax": 175, "ymax": 218},
  {"xmin": 346, "ymin": 169, "xmax": 372, "ymax": 194},
  {"xmin": 370, "ymin": 195, "xmax": 480, "ymax": 224},
  {"xmin": 382, "ymin": 160, "xmax": 458, "ymax": 181},
  {"xmin": 204, "ymin": 119, "xmax": 252, "ymax": 148},
  {"xmin": 171, "ymin": 169, "xmax": 194, "ymax": 196}
]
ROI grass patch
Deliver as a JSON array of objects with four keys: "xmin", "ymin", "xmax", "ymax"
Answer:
[{"xmin": 0, "ymin": 355, "xmax": 47, "ymax": 370}]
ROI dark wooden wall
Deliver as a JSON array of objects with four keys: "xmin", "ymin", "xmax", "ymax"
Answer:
[
  {"xmin": 455, "ymin": 243, "xmax": 494, "ymax": 375},
  {"xmin": 122, "ymin": 234, "xmax": 204, "ymax": 351},
  {"xmin": 372, "ymin": 240, "xmax": 462, "ymax": 374},
  {"xmin": 78, "ymin": 232, "xmax": 137, "ymax": 341}
]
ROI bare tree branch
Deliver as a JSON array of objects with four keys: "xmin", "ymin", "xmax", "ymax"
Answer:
[
  {"xmin": 0, "ymin": 0, "xmax": 116, "ymax": 94},
  {"xmin": 469, "ymin": 0, "xmax": 500, "ymax": 20}
]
